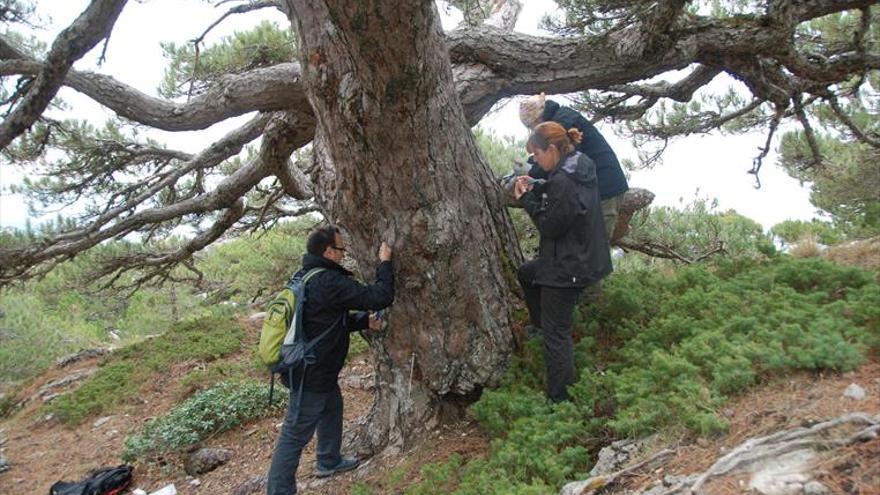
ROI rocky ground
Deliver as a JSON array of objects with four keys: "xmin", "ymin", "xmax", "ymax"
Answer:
[
  {"xmin": 562, "ymin": 359, "xmax": 880, "ymax": 495},
  {"xmin": 0, "ymin": 325, "xmax": 877, "ymax": 494},
  {"xmin": 0, "ymin": 319, "xmax": 488, "ymax": 495}
]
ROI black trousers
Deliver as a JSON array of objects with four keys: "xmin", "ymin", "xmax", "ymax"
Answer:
[
  {"xmin": 266, "ymin": 384, "xmax": 344, "ymax": 494},
  {"xmin": 518, "ymin": 259, "xmax": 583, "ymax": 402}
]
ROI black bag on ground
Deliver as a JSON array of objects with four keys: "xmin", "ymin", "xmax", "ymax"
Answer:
[{"xmin": 49, "ymin": 464, "xmax": 133, "ymax": 495}]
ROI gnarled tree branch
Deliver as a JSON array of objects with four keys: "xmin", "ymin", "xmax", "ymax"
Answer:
[
  {"xmin": 0, "ymin": 0, "xmax": 128, "ymax": 149},
  {"xmin": 825, "ymin": 93, "xmax": 880, "ymax": 148},
  {"xmin": 2, "ymin": 0, "xmax": 877, "ymax": 284},
  {"xmin": 0, "ymin": 113, "xmax": 275, "ymax": 283},
  {"xmin": 0, "ymin": 59, "xmax": 307, "ymax": 131},
  {"xmin": 604, "ymin": 65, "xmax": 723, "ymax": 102},
  {"xmin": 94, "ymin": 198, "xmax": 246, "ymax": 292}
]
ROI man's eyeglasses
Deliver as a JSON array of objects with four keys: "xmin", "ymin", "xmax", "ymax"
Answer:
[{"xmin": 330, "ymin": 245, "xmax": 346, "ymax": 252}]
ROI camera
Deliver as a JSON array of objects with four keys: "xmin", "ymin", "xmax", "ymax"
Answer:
[{"xmin": 527, "ymin": 178, "xmax": 547, "ymax": 186}]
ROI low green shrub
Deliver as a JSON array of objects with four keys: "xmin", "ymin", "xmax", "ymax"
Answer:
[
  {"xmin": 122, "ymin": 380, "xmax": 284, "ymax": 462},
  {"xmin": 178, "ymin": 360, "xmax": 253, "ymax": 394},
  {"xmin": 47, "ymin": 315, "xmax": 244, "ymax": 425},
  {"xmin": 404, "ymin": 255, "xmax": 880, "ymax": 493}
]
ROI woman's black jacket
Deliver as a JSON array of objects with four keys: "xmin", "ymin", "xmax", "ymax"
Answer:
[{"xmin": 520, "ymin": 152, "xmax": 612, "ymax": 288}]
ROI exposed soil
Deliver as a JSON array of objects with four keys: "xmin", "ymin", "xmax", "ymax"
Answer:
[
  {"xmin": 616, "ymin": 359, "xmax": 880, "ymax": 495},
  {"xmin": 0, "ymin": 318, "xmax": 488, "ymax": 494},
  {"xmin": 1, "ymin": 319, "xmax": 877, "ymax": 495}
]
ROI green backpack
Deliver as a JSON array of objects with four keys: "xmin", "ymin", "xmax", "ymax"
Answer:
[{"xmin": 257, "ymin": 267, "xmax": 325, "ymax": 367}]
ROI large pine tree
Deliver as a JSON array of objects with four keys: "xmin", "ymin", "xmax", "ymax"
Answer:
[{"xmin": 1, "ymin": 0, "xmax": 877, "ymax": 451}]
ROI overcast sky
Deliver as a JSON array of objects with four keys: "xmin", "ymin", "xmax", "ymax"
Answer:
[{"xmin": 0, "ymin": 0, "xmax": 821, "ymax": 231}]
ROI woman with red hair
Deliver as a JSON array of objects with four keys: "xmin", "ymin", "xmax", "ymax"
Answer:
[{"xmin": 514, "ymin": 121, "xmax": 612, "ymax": 403}]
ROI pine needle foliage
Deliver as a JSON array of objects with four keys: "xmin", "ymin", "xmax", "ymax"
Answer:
[
  {"xmin": 159, "ymin": 21, "xmax": 295, "ymax": 98},
  {"xmin": 771, "ymin": 219, "xmax": 846, "ymax": 247},
  {"xmin": 405, "ymin": 255, "xmax": 879, "ymax": 493}
]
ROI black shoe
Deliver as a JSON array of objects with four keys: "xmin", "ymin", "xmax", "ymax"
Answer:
[{"xmin": 315, "ymin": 457, "xmax": 359, "ymax": 478}]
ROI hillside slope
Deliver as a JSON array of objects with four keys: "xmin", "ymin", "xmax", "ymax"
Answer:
[
  {"xmin": 2, "ymin": 249, "xmax": 879, "ymax": 494},
  {"xmin": 1, "ymin": 323, "xmax": 878, "ymax": 495}
]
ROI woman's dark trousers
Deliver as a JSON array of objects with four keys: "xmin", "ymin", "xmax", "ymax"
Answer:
[
  {"xmin": 266, "ymin": 383, "xmax": 344, "ymax": 494},
  {"xmin": 518, "ymin": 259, "xmax": 583, "ymax": 402}
]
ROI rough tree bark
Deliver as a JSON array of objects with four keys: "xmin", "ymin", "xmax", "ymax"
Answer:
[{"xmin": 285, "ymin": 0, "xmax": 523, "ymax": 454}]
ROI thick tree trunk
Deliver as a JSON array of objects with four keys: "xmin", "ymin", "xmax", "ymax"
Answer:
[{"xmin": 285, "ymin": 0, "xmax": 523, "ymax": 453}]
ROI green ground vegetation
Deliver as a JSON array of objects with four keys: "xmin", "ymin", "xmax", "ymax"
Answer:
[
  {"xmin": 3, "ymin": 128, "xmax": 878, "ymax": 491},
  {"xmin": 0, "ymin": 246, "xmax": 203, "ymax": 385},
  {"xmin": 122, "ymin": 380, "xmax": 285, "ymax": 462},
  {"xmin": 0, "ymin": 220, "xmax": 313, "ymax": 390},
  {"xmin": 45, "ymin": 314, "xmax": 244, "ymax": 425},
  {"xmin": 389, "ymin": 255, "xmax": 879, "ymax": 494}
]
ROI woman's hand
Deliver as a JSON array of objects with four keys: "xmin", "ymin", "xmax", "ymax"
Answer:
[{"xmin": 514, "ymin": 176, "xmax": 532, "ymax": 200}]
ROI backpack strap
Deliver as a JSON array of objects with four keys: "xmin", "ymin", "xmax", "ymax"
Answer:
[
  {"xmin": 269, "ymin": 322, "xmax": 336, "ymax": 403},
  {"xmin": 303, "ymin": 314, "xmax": 342, "ymax": 358},
  {"xmin": 287, "ymin": 267, "xmax": 325, "ymax": 289},
  {"xmin": 302, "ymin": 267, "xmax": 326, "ymax": 283},
  {"xmin": 282, "ymin": 267, "xmax": 325, "ymax": 327}
]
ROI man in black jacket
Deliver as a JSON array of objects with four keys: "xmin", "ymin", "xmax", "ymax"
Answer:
[
  {"xmin": 520, "ymin": 94, "xmax": 629, "ymax": 241},
  {"xmin": 267, "ymin": 226, "xmax": 394, "ymax": 495}
]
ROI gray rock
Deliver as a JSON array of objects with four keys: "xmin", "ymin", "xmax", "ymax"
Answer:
[
  {"xmin": 662, "ymin": 474, "xmax": 697, "ymax": 487},
  {"xmin": 843, "ymin": 383, "xmax": 866, "ymax": 400},
  {"xmin": 185, "ymin": 447, "xmax": 233, "ymax": 476},
  {"xmin": 562, "ymin": 437, "xmax": 661, "ymax": 495},
  {"xmin": 232, "ymin": 475, "xmax": 267, "ymax": 495},
  {"xmin": 804, "ymin": 481, "xmax": 829, "ymax": 495},
  {"xmin": 147, "ymin": 484, "xmax": 176, "ymax": 495},
  {"xmin": 748, "ymin": 449, "xmax": 813, "ymax": 495},
  {"xmin": 589, "ymin": 438, "xmax": 649, "ymax": 477},
  {"xmin": 38, "ymin": 369, "xmax": 96, "ymax": 397},
  {"xmin": 636, "ymin": 474, "xmax": 699, "ymax": 495},
  {"xmin": 341, "ymin": 373, "xmax": 375, "ymax": 390},
  {"xmin": 560, "ymin": 478, "xmax": 594, "ymax": 495},
  {"xmin": 93, "ymin": 416, "xmax": 114, "ymax": 429},
  {"xmin": 248, "ymin": 312, "xmax": 266, "ymax": 322},
  {"xmin": 56, "ymin": 347, "xmax": 111, "ymax": 367},
  {"xmin": 0, "ymin": 453, "xmax": 10, "ymax": 473}
]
